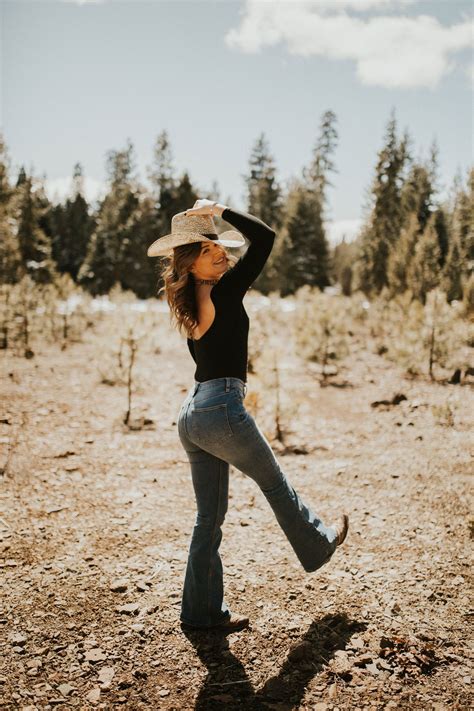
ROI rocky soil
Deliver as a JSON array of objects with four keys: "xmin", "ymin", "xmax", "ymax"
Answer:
[{"xmin": 1, "ymin": 307, "xmax": 473, "ymax": 710}]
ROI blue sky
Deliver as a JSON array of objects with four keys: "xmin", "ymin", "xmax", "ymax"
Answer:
[{"xmin": 1, "ymin": 0, "xmax": 472, "ymax": 243}]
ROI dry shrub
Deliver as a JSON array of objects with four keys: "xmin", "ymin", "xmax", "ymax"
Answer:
[
  {"xmin": 292, "ymin": 285, "xmax": 351, "ymax": 382},
  {"xmin": 367, "ymin": 288, "xmax": 472, "ymax": 379},
  {"xmin": 0, "ymin": 274, "xmax": 93, "ymax": 355}
]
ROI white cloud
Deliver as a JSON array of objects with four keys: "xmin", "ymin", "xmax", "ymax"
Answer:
[
  {"xmin": 326, "ymin": 218, "xmax": 362, "ymax": 244},
  {"xmin": 225, "ymin": 1, "xmax": 473, "ymax": 89},
  {"xmin": 44, "ymin": 176, "xmax": 107, "ymax": 205}
]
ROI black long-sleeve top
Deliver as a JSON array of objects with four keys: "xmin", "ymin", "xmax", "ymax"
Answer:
[{"xmin": 187, "ymin": 207, "xmax": 276, "ymax": 383}]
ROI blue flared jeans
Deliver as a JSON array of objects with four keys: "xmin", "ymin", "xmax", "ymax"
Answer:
[{"xmin": 177, "ymin": 376, "xmax": 337, "ymax": 628}]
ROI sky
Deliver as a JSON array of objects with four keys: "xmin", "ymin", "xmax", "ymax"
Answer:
[{"xmin": 1, "ymin": 0, "xmax": 473, "ymax": 243}]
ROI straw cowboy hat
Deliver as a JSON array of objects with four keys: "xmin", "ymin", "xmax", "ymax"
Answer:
[{"xmin": 147, "ymin": 210, "xmax": 246, "ymax": 257}]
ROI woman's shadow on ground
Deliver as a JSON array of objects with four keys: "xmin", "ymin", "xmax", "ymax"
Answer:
[{"xmin": 181, "ymin": 612, "xmax": 365, "ymax": 710}]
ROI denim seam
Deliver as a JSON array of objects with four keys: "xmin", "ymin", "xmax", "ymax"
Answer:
[
  {"xmin": 244, "ymin": 413, "xmax": 281, "ymax": 475},
  {"xmin": 183, "ymin": 398, "xmax": 192, "ymax": 440},
  {"xmin": 207, "ymin": 461, "xmax": 222, "ymax": 626},
  {"xmin": 224, "ymin": 406, "xmax": 234, "ymax": 437},
  {"xmin": 194, "ymin": 403, "xmax": 228, "ymax": 413}
]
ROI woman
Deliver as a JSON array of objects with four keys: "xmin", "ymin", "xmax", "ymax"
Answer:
[{"xmin": 147, "ymin": 198, "xmax": 349, "ymax": 633}]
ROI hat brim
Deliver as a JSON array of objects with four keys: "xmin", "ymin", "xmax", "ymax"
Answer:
[{"xmin": 147, "ymin": 229, "xmax": 245, "ymax": 257}]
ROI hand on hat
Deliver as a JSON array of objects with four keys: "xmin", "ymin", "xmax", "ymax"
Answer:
[{"xmin": 184, "ymin": 199, "xmax": 225, "ymax": 218}]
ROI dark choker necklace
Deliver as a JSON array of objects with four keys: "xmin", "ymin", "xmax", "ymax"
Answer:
[{"xmin": 195, "ymin": 278, "xmax": 219, "ymax": 285}]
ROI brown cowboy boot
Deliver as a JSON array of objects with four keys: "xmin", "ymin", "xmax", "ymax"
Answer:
[
  {"xmin": 331, "ymin": 513, "xmax": 349, "ymax": 547},
  {"xmin": 181, "ymin": 612, "xmax": 250, "ymax": 633},
  {"xmin": 210, "ymin": 612, "xmax": 250, "ymax": 632}
]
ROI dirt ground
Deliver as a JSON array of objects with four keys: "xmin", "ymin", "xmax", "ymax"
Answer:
[{"xmin": 1, "ymin": 303, "xmax": 473, "ymax": 711}]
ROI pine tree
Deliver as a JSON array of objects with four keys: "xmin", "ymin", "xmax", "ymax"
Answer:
[
  {"xmin": 50, "ymin": 163, "xmax": 95, "ymax": 280},
  {"xmin": 463, "ymin": 273, "xmax": 474, "ymax": 315},
  {"xmin": 400, "ymin": 162, "xmax": 434, "ymax": 234},
  {"xmin": 172, "ymin": 172, "xmax": 198, "ymax": 216},
  {"xmin": 332, "ymin": 238, "xmax": 358, "ymax": 296},
  {"xmin": 0, "ymin": 134, "xmax": 22, "ymax": 283},
  {"xmin": 119, "ymin": 191, "xmax": 159, "ymax": 299},
  {"xmin": 407, "ymin": 215, "xmax": 441, "ymax": 303},
  {"xmin": 443, "ymin": 237, "xmax": 463, "ymax": 302},
  {"xmin": 14, "ymin": 167, "xmax": 56, "ymax": 284},
  {"xmin": 279, "ymin": 181, "xmax": 329, "ymax": 297},
  {"xmin": 387, "ymin": 212, "xmax": 420, "ymax": 295},
  {"xmin": 303, "ymin": 109, "xmax": 338, "ymax": 211},
  {"xmin": 432, "ymin": 207, "xmax": 449, "ymax": 268},
  {"xmin": 78, "ymin": 140, "xmax": 140, "ymax": 295},
  {"xmin": 400, "ymin": 140, "xmax": 450, "ymax": 270},
  {"xmin": 452, "ymin": 167, "xmax": 474, "ymax": 276},
  {"xmin": 243, "ymin": 133, "xmax": 283, "ymax": 293},
  {"xmin": 147, "ymin": 130, "xmax": 177, "ymax": 229},
  {"xmin": 277, "ymin": 111, "xmax": 339, "ymax": 297},
  {"xmin": 355, "ymin": 110, "xmax": 409, "ymax": 294},
  {"xmin": 244, "ymin": 133, "xmax": 283, "ymax": 229}
]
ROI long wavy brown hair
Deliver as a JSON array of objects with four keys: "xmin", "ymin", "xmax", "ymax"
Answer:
[{"xmin": 158, "ymin": 234, "xmax": 239, "ymax": 340}]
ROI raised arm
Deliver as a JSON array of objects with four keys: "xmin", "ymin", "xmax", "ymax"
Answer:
[{"xmin": 219, "ymin": 206, "xmax": 276, "ymax": 298}]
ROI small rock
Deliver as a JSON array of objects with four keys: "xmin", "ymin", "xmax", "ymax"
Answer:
[
  {"xmin": 365, "ymin": 662, "xmax": 380, "ymax": 675},
  {"xmin": 9, "ymin": 633, "xmax": 27, "ymax": 646},
  {"xmin": 117, "ymin": 673, "xmax": 134, "ymax": 689},
  {"xmin": 25, "ymin": 658, "xmax": 42, "ymax": 669},
  {"xmin": 328, "ymin": 682, "xmax": 338, "ymax": 698},
  {"xmin": 332, "ymin": 650, "xmax": 352, "ymax": 674},
  {"xmin": 354, "ymin": 654, "xmax": 373, "ymax": 667},
  {"xmin": 57, "ymin": 683, "xmax": 74, "ymax": 697},
  {"xmin": 110, "ymin": 579, "xmax": 128, "ymax": 593},
  {"xmin": 86, "ymin": 687, "xmax": 101, "ymax": 703},
  {"xmin": 98, "ymin": 666, "xmax": 115, "ymax": 688},
  {"xmin": 116, "ymin": 603, "xmax": 140, "ymax": 615},
  {"xmin": 146, "ymin": 603, "xmax": 160, "ymax": 615},
  {"xmin": 85, "ymin": 648, "xmax": 107, "ymax": 662},
  {"xmin": 158, "ymin": 689, "xmax": 170, "ymax": 697}
]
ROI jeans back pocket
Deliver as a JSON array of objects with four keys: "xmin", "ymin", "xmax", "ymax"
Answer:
[{"xmin": 191, "ymin": 401, "xmax": 234, "ymax": 440}]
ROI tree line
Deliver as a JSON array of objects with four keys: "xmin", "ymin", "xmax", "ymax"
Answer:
[{"xmin": 0, "ymin": 109, "xmax": 471, "ymax": 307}]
